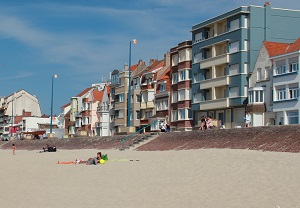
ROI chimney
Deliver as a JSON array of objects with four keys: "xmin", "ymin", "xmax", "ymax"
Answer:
[
  {"xmin": 124, "ymin": 64, "xmax": 128, "ymax": 71},
  {"xmin": 164, "ymin": 52, "xmax": 170, "ymax": 67},
  {"xmin": 264, "ymin": 2, "xmax": 270, "ymax": 6}
]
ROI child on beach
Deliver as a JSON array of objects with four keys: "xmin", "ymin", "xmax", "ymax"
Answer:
[{"xmin": 12, "ymin": 144, "xmax": 16, "ymax": 155}]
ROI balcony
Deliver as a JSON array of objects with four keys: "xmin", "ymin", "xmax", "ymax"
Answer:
[
  {"xmin": 81, "ymin": 111, "xmax": 90, "ymax": 117},
  {"xmin": 146, "ymin": 101, "xmax": 154, "ymax": 108},
  {"xmin": 200, "ymin": 76, "xmax": 229, "ymax": 89},
  {"xmin": 115, "ymin": 102, "xmax": 126, "ymax": 110},
  {"xmin": 140, "ymin": 102, "xmax": 146, "ymax": 109},
  {"xmin": 115, "ymin": 86, "xmax": 125, "ymax": 94},
  {"xmin": 200, "ymin": 98, "xmax": 229, "ymax": 110},
  {"xmin": 97, "ymin": 106, "xmax": 109, "ymax": 112},
  {"xmin": 114, "ymin": 118, "xmax": 125, "ymax": 126},
  {"xmin": 200, "ymin": 53, "xmax": 229, "ymax": 69}
]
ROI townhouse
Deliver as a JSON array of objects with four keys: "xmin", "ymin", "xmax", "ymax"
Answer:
[
  {"xmin": 271, "ymin": 38, "xmax": 300, "ymax": 125},
  {"xmin": 170, "ymin": 41, "xmax": 194, "ymax": 131},
  {"xmin": 191, "ymin": 3, "xmax": 300, "ymax": 128}
]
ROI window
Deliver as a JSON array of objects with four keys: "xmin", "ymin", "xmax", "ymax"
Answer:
[
  {"xmin": 179, "ymin": 70, "xmax": 186, "ymax": 81},
  {"xmin": 244, "ymin": 40, "xmax": 248, "ymax": 51},
  {"xmin": 178, "ymin": 90, "xmax": 185, "ymax": 101},
  {"xmin": 229, "ymin": 87, "xmax": 239, "ymax": 97},
  {"xmin": 172, "ymin": 73, "xmax": 178, "ymax": 84},
  {"xmin": 119, "ymin": 94, "xmax": 124, "ymax": 102},
  {"xmin": 229, "ymin": 41, "xmax": 239, "ymax": 53},
  {"xmin": 244, "ymin": 16, "xmax": 248, "ymax": 28},
  {"xmin": 287, "ymin": 111, "xmax": 299, "ymax": 124},
  {"xmin": 164, "ymin": 100, "xmax": 168, "ymax": 109},
  {"xmin": 179, "ymin": 50, "xmax": 186, "ymax": 62},
  {"xmin": 156, "ymin": 101, "xmax": 161, "ymax": 111},
  {"xmin": 188, "ymin": 109, "xmax": 193, "ymax": 119},
  {"xmin": 130, "ymin": 111, "xmax": 133, "ymax": 120},
  {"xmin": 193, "ymin": 93, "xmax": 202, "ymax": 103},
  {"xmin": 255, "ymin": 90, "xmax": 264, "ymax": 102},
  {"xmin": 194, "ymin": 73, "xmax": 201, "ymax": 82},
  {"xmin": 119, "ymin": 78, "xmax": 124, "ymax": 86},
  {"xmin": 229, "ymin": 64, "xmax": 239, "ymax": 75},
  {"xmin": 118, "ymin": 110, "xmax": 124, "ymax": 118},
  {"xmin": 172, "ymin": 54, "xmax": 179, "ymax": 66},
  {"xmin": 172, "ymin": 91, "xmax": 178, "ymax": 103},
  {"xmin": 160, "ymin": 84, "xmax": 166, "ymax": 92},
  {"xmin": 289, "ymin": 62, "xmax": 299, "ymax": 73},
  {"xmin": 111, "ymin": 74, "xmax": 119, "ymax": 84},
  {"xmin": 179, "ymin": 109, "xmax": 186, "ymax": 120},
  {"xmin": 289, "ymin": 88, "xmax": 298, "ymax": 99},
  {"xmin": 193, "ymin": 52, "xmax": 202, "ymax": 63},
  {"xmin": 172, "ymin": 110, "xmax": 177, "ymax": 121},
  {"xmin": 276, "ymin": 65, "xmax": 286, "ymax": 75},
  {"xmin": 277, "ymin": 88, "xmax": 286, "ymax": 101},
  {"xmin": 194, "ymin": 32, "xmax": 203, "ymax": 43},
  {"xmin": 145, "ymin": 111, "xmax": 152, "ymax": 119},
  {"xmin": 136, "ymin": 111, "xmax": 140, "ymax": 120},
  {"xmin": 136, "ymin": 95, "xmax": 141, "ymax": 102},
  {"xmin": 229, "ymin": 19, "xmax": 239, "ymax": 31}
]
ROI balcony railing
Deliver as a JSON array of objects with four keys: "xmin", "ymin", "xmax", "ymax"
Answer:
[
  {"xmin": 97, "ymin": 106, "xmax": 110, "ymax": 112},
  {"xmin": 200, "ymin": 98, "xmax": 229, "ymax": 110},
  {"xmin": 200, "ymin": 53, "xmax": 229, "ymax": 69},
  {"xmin": 200, "ymin": 76, "xmax": 229, "ymax": 89}
]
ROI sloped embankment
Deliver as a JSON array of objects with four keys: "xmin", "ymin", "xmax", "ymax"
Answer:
[{"xmin": 136, "ymin": 125, "xmax": 300, "ymax": 153}]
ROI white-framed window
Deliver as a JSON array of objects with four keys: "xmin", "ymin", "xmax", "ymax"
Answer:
[
  {"xmin": 164, "ymin": 100, "xmax": 168, "ymax": 109},
  {"xmin": 229, "ymin": 18, "xmax": 239, "ymax": 31},
  {"xmin": 156, "ymin": 101, "xmax": 161, "ymax": 111},
  {"xmin": 287, "ymin": 111, "xmax": 299, "ymax": 124},
  {"xmin": 111, "ymin": 74, "xmax": 119, "ymax": 84},
  {"xmin": 193, "ymin": 93, "xmax": 202, "ymax": 103},
  {"xmin": 276, "ymin": 65, "xmax": 286, "ymax": 75},
  {"xmin": 172, "ymin": 91, "xmax": 178, "ymax": 103},
  {"xmin": 289, "ymin": 62, "xmax": 299, "ymax": 73},
  {"xmin": 172, "ymin": 110, "xmax": 177, "ymax": 121},
  {"xmin": 136, "ymin": 95, "xmax": 141, "ymax": 103},
  {"xmin": 172, "ymin": 73, "xmax": 178, "ymax": 84},
  {"xmin": 229, "ymin": 86, "xmax": 239, "ymax": 98},
  {"xmin": 193, "ymin": 52, "xmax": 202, "ymax": 63},
  {"xmin": 229, "ymin": 64, "xmax": 239, "ymax": 75},
  {"xmin": 193, "ymin": 73, "xmax": 201, "ymax": 82},
  {"xmin": 194, "ymin": 32, "xmax": 203, "ymax": 43},
  {"xmin": 179, "ymin": 50, "xmax": 186, "ymax": 62},
  {"xmin": 277, "ymin": 88, "xmax": 286, "ymax": 101},
  {"xmin": 229, "ymin": 41, "xmax": 239, "ymax": 53},
  {"xmin": 118, "ymin": 110, "xmax": 124, "ymax": 118},
  {"xmin": 172, "ymin": 54, "xmax": 178, "ymax": 66},
  {"xmin": 244, "ymin": 16, "xmax": 248, "ymax": 28},
  {"xmin": 179, "ymin": 70, "xmax": 186, "ymax": 81},
  {"xmin": 178, "ymin": 90, "xmax": 185, "ymax": 101},
  {"xmin": 289, "ymin": 88, "xmax": 298, "ymax": 99},
  {"xmin": 119, "ymin": 94, "xmax": 124, "ymax": 102},
  {"xmin": 178, "ymin": 109, "xmax": 186, "ymax": 120},
  {"xmin": 160, "ymin": 84, "xmax": 166, "ymax": 92}
]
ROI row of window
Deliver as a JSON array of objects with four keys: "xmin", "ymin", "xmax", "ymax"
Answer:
[
  {"xmin": 156, "ymin": 99, "xmax": 168, "ymax": 111},
  {"xmin": 275, "ymin": 63, "xmax": 299, "ymax": 75},
  {"xmin": 172, "ymin": 89, "xmax": 191, "ymax": 103},
  {"xmin": 172, "ymin": 69, "xmax": 192, "ymax": 84},
  {"xmin": 276, "ymin": 88, "xmax": 299, "ymax": 101},
  {"xmin": 171, "ymin": 109, "xmax": 193, "ymax": 121}
]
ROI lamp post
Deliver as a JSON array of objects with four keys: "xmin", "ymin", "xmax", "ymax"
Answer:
[
  {"xmin": 50, "ymin": 74, "xmax": 58, "ymax": 134},
  {"xmin": 127, "ymin": 39, "xmax": 137, "ymax": 127}
]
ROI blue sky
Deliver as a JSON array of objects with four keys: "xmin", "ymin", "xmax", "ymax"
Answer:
[{"xmin": 0, "ymin": 0, "xmax": 299, "ymax": 115}]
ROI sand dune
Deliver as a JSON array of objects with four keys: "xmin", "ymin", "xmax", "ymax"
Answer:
[{"xmin": 0, "ymin": 149, "xmax": 299, "ymax": 208}]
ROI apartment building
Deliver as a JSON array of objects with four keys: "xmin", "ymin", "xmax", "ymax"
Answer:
[
  {"xmin": 271, "ymin": 38, "xmax": 300, "ymax": 125},
  {"xmin": 0, "ymin": 89, "xmax": 42, "ymax": 139},
  {"xmin": 139, "ymin": 59, "xmax": 165, "ymax": 132},
  {"xmin": 191, "ymin": 3, "xmax": 300, "ymax": 128},
  {"xmin": 151, "ymin": 64, "xmax": 171, "ymax": 131},
  {"xmin": 169, "ymin": 41, "xmax": 193, "ymax": 131}
]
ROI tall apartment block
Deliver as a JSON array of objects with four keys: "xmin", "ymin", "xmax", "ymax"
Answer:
[
  {"xmin": 191, "ymin": 3, "xmax": 300, "ymax": 128},
  {"xmin": 170, "ymin": 41, "xmax": 194, "ymax": 131}
]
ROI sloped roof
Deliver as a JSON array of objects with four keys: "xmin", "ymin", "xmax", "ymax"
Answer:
[
  {"xmin": 130, "ymin": 63, "xmax": 138, "ymax": 71},
  {"xmin": 92, "ymin": 90, "xmax": 104, "ymax": 101},
  {"xmin": 61, "ymin": 102, "xmax": 70, "ymax": 109},
  {"xmin": 76, "ymin": 87, "xmax": 93, "ymax": 97},
  {"xmin": 264, "ymin": 41, "xmax": 290, "ymax": 57},
  {"xmin": 156, "ymin": 66, "xmax": 171, "ymax": 94},
  {"xmin": 285, "ymin": 37, "xmax": 300, "ymax": 54}
]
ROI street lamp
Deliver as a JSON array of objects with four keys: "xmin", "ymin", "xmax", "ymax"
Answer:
[
  {"xmin": 50, "ymin": 74, "xmax": 58, "ymax": 135},
  {"xmin": 127, "ymin": 39, "xmax": 138, "ymax": 127}
]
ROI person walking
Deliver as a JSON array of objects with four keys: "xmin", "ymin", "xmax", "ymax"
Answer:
[{"xmin": 12, "ymin": 143, "xmax": 16, "ymax": 155}]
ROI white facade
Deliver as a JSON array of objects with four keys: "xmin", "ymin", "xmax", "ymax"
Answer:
[
  {"xmin": 248, "ymin": 43, "xmax": 275, "ymax": 126},
  {"xmin": 21, "ymin": 117, "xmax": 60, "ymax": 132},
  {"xmin": 272, "ymin": 51, "xmax": 300, "ymax": 125}
]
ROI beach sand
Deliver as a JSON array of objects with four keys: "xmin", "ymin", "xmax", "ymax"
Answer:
[{"xmin": 0, "ymin": 148, "xmax": 299, "ymax": 208}]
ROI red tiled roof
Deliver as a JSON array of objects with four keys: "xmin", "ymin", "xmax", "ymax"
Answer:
[
  {"xmin": 264, "ymin": 41, "xmax": 290, "ymax": 57},
  {"xmin": 106, "ymin": 85, "xmax": 110, "ymax": 94},
  {"xmin": 92, "ymin": 90, "xmax": 104, "ymax": 101},
  {"xmin": 61, "ymin": 102, "xmax": 70, "ymax": 109},
  {"xmin": 285, "ymin": 37, "xmax": 300, "ymax": 54},
  {"xmin": 130, "ymin": 64, "xmax": 138, "ymax": 71},
  {"xmin": 76, "ymin": 87, "xmax": 92, "ymax": 97},
  {"xmin": 156, "ymin": 66, "xmax": 171, "ymax": 94}
]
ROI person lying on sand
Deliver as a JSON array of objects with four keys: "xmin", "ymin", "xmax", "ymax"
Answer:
[{"xmin": 57, "ymin": 152, "xmax": 103, "ymax": 165}]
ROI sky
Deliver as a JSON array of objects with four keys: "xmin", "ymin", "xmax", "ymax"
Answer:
[{"xmin": 0, "ymin": 0, "xmax": 299, "ymax": 116}]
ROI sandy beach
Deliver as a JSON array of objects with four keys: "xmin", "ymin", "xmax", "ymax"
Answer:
[{"xmin": 0, "ymin": 148, "xmax": 299, "ymax": 208}]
